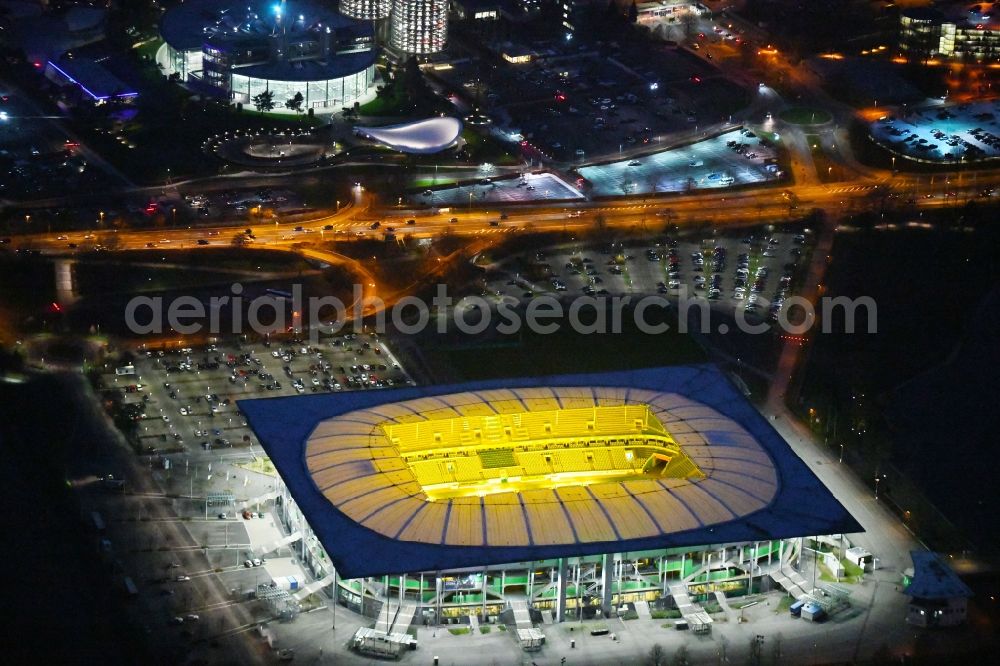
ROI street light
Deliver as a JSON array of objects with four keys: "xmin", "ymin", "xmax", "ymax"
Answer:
[
  {"xmin": 839, "ymin": 443, "xmax": 844, "ymax": 463},
  {"xmin": 874, "ymin": 474, "xmax": 885, "ymax": 500}
]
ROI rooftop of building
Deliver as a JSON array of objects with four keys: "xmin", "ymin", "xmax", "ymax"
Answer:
[
  {"xmin": 47, "ymin": 57, "xmax": 137, "ymax": 100},
  {"xmin": 906, "ymin": 551, "xmax": 974, "ymax": 600},
  {"xmin": 161, "ymin": 0, "xmax": 371, "ymax": 52},
  {"xmin": 233, "ymin": 49, "xmax": 377, "ymax": 82},
  {"xmin": 354, "ymin": 117, "xmax": 463, "ymax": 154},
  {"xmin": 240, "ymin": 365, "xmax": 861, "ymax": 578},
  {"xmin": 903, "ymin": 2, "xmax": 1000, "ymax": 29}
]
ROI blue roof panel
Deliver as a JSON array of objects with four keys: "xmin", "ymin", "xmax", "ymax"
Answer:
[{"xmin": 239, "ymin": 364, "xmax": 862, "ymax": 578}]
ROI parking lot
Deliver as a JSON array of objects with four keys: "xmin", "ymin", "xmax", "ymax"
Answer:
[
  {"xmin": 577, "ymin": 128, "xmax": 781, "ymax": 197},
  {"xmin": 108, "ymin": 333, "xmax": 412, "ymax": 459},
  {"xmin": 870, "ymin": 99, "xmax": 1000, "ymax": 164},
  {"xmin": 0, "ymin": 90, "xmax": 120, "ymax": 201},
  {"xmin": 178, "ymin": 187, "xmax": 307, "ymax": 222},
  {"xmin": 437, "ymin": 31, "xmax": 749, "ymax": 164},
  {"xmin": 413, "ymin": 171, "xmax": 584, "ymax": 207},
  {"xmin": 482, "ymin": 227, "xmax": 811, "ymax": 323}
]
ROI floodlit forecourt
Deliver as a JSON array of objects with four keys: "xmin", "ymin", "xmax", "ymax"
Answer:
[
  {"xmin": 241, "ymin": 366, "xmax": 861, "ymax": 652},
  {"xmin": 160, "ymin": 0, "xmax": 378, "ymax": 110}
]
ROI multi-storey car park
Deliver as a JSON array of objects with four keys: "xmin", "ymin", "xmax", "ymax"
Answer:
[
  {"xmin": 241, "ymin": 365, "xmax": 861, "ymax": 654},
  {"xmin": 160, "ymin": 0, "xmax": 378, "ymax": 111}
]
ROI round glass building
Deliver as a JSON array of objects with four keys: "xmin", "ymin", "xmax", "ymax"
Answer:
[{"xmin": 160, "ymin": 0, "xmax": 378, "ymax": 111}]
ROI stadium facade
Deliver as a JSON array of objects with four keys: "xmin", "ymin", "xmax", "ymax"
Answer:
[
  {"xmin": 160, "ymin": 0, "xmax": 378, "ymax": 110},
  {"xmin": 241, "ymin": 366, "xmax": 860, "ymax": 646}
]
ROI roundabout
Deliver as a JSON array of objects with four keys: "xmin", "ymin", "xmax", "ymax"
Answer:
[{"xmin": 203, "ymin": 128, "xmax": 342, "ymax": 168}]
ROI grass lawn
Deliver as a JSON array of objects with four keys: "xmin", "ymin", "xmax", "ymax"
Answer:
[
  {"xmin": 81, "ymin": 248, "xmax": 314, "ymax": 274},
  {"xmin": 134, "ymin": 38, "xmax": 163, "ymax": 65},
  {"xmin": 805, "ymin": 134, "xmax": 851, "ymax": 183},
  {"xmin": 651, "ymin": 609, "xmax": 682, "ymax": 619},
  {"xmin": 72, "ymin": 263, "xmax": 243, "ymax": 297},
  {"xmin": 461, "ymin": 129, "xmax": 519, "ymax": 166},
  {"xmin": 780, "ymin": 107, "xmax": 833, "ymax": 125},
  {"xmin": 358, "ymin": 87, "xmax": 408, "ymax": 116},
  {"xmin": 412, "ymin": 176, "xmax": 459, "ymax": 188},
  {"xmin": 239, "ymin": 108, "xmax": 324, "ymax": 126},
  {"xmin": 234, "ymin": 457, "xmax": 277, "ymax": 477},
  {"xmin": 775, "ymin": 596, "xmax": 795, "ymax": 614},
  {"xmin": 819, "ymin": 560, "xmax": 864, "ymax": 584},
  {"xmin": 424, "ymin": 312, "xmax": 706, "ymax": 382},
  {"xmin": 448, "ymin": 627, "xmax": 471, "ymax": 636}
]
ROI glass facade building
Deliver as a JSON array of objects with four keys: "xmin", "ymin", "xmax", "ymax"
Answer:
[
  {"xmin": 160, "ymin": 0, "xmax": 378, "ymax": 110},
  {"xmin": 340, "ymin": 0, "xmax": 391, "ymax": 20},
  {"xmin": 230, "ymin": 64, "xmax": 376, "ymax": 110},
  {"xmin": 389, "ymin": 0, "xmax": 449, "ymax": 54},
  {"xmin": 900, "ymin": 8, "xmax": 1000, "ymax": 61}
]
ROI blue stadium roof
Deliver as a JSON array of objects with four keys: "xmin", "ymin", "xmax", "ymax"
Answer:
[{"xmin": 240, "ymin": 365, "xmax": 862, "ymax": 578}]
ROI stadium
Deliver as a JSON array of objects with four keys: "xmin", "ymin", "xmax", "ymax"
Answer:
[{"xmin": 241, "ymin": 365, "xmax": 860, "ymax": 652}]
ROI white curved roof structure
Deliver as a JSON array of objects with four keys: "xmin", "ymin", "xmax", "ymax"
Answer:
[
  {"xmin": 303, "ymin": 386, "xmax": 778, "ymax": 548},
  {"xmin": 355, "ymin": 117, "xmax": 462, "ymax": 154}
]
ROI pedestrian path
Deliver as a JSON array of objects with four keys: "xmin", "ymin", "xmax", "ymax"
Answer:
[
  {"xmin": 390, "ymin": 603, "xmax": 417, "ymax": 634},
  {"xmin": 375, "ymin": 601, "xmax": 397, "ymax": 634},
  {"xmin": 668, "ymin": 582, "xmax": 702, "ymax": 619},
  {"xmin": 634, "ymin": 600, "xmax": 652, "ymax": 620},
  {"xmin": 713, "ymin": 591, "xmax": 737, "ymax": 623}
]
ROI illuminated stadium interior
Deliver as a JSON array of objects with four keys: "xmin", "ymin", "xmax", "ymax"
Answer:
[{"xmin": 384, "ymin": 405, "xmax": 705, "ymax": 500}]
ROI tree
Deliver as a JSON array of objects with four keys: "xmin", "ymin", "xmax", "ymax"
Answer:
[
  {"xmin": 98, "ymin": 232, "xmax": 121, "ymax": 251},
  {"xmin": 648, "ymin": 643, "xmax": 666, "ymax": 666},
  {"xmin": 285, "ymin": 91, "xmax": 304, "ymax": 115},
  {"xmin": 681, "ymin": 10, "xmax": 698, "ymax": 38},
  {"xmin": 628, "ymin": 0, "xmax": 638, "ymax": 23},
  {"xmin": 670, "ymin": 645, "xmax": 690, "ymax": 666},
  {"xmin": 252, "ymin": 90, "xmax": 275, "ymax": 113}
]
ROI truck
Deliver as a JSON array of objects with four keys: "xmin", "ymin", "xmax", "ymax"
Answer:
[
  {"xmin": 801, "ymin": 602, "xmax": 826, "ymax": 622},
  {"xmin": 272, "ymin": 576, "xmax": 300, "ymax": 591},
  {"xmin": 789, "ymin": 599, "xmax": 805, "ymax": 617}
]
